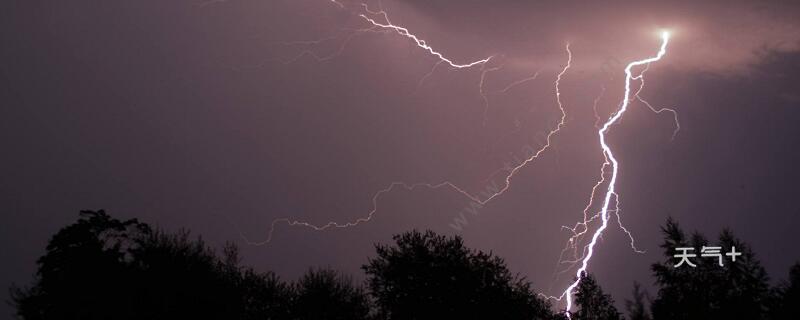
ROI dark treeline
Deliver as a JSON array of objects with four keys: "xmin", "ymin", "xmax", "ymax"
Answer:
[{"xmin": 9, "ymin": 211, "xmax": 800, "ymax": 319}]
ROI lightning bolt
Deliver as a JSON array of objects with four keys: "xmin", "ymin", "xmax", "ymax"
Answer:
[
  {"xmin": 234, "ymin": 1, "xmax": 678, "ymax": 316},
  {"xmin": 244, "ymin": 43, "xmax": 571, "ymax": 246},
  {"xmin": 277, "ymin": 1, "xmax": 493, "ymax": 69},
  {"xmin": 554, "ymin": 31, "xmax": 670, "ymax": 315},
  {"xmin": 355, "ymin": 11, "xmax": 493, "ymax": 69},
  {"xmin": 242, "ymin": 0, "xmax": 573, "ymax": 246},
  {"xmin": 550, "ymin": 56, "xmax": 678, "ymax": 288}
]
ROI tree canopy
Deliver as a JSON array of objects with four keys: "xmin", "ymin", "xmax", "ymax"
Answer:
[
  {"xmin": 362, "ymin": 230, "xmax": 559, "ymax": 320},
  {"xmin": 572, "ymin": 273, "xmax": 621, "ymax": 320},
  {"xmin": 10, "ymin": 211, "xmax": 800, "ymax": 319},
  {"xmin": 650, "ymin": 217, "xmax": 773, "ymax": 319}
]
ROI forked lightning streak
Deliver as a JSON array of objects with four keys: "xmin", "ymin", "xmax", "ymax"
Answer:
[{"xmin": 246, "ymin": 1, "xmax": 677, "ymax": 315}]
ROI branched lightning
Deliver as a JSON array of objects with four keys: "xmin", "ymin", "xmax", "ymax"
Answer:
[
  {"xmin": 549, "ymin": 45, "xmax": 679, "ymax": 294},
  {"xmin": 246, "ymin": 44, "xmax": 573, "ymax": 246},
  {"xmin": 355, "ymin": 12, "xmax": 493, "ymax": 69},
  {"xmin": 550, "ymin": 61, "xmax": 678, "ymax": 288},
  {"xmin": 278, "ymin": 0, "xmax": 493, "ymax": 69},
  {"xmin": 636, "ymin": 89, "xmax": 680, "ymax": 141},
  {"xmin": 234, "ymin": 1, "xmax": 680, "ymax": 316},
  {"xmin": 553, "ymin": 31, "xmax": 670, "ymax": 315}
]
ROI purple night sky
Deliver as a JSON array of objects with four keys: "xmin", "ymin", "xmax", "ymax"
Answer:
[{"xmin": 2, "ymin": 0, "xmax": 800, "ymax": 316}]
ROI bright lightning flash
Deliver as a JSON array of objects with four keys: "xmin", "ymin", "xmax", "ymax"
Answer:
[
  {"xmin": 243, "ymin": 1, "xmax": 677, "ymax": 316},
  {"xmin": 558, "ymin": 31, "xmax": 670, "ymax": 315}
]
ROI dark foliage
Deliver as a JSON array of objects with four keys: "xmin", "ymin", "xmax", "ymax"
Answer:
[
  {"xmin": 10, "ymin": 210, "xmax": 149, "ymax": 319},
  {"xmin": 236, "ymin": 267, "xmax": 293, "ymax": 320},
  {"xmin": 291, "ymin": 268, "xmax": 372, "ymax": 320},
  {"xmin": 572, "ymin": 273, "xmax": 621, "ymax": 320},
  {"xmin": 15, "ymin": 211, "xmax": 800, "ymax": 320},
  {"xmin": 624, "ymin": 282, "xmax": 651, "ymax": 320},
  {"xmin": 362, "ymin": 230, "xmax": 559, "ymax": 320},
  {"xmin": 10, "ymin": 210, "xmax": 292, "ymax": 320},
  {"xmin": 769, "ymin": 262, "xmax": 800, "ymax": 319},
  {"xmin": 650, "ymin": 217, "xmax": 772, "ymax": 320}
]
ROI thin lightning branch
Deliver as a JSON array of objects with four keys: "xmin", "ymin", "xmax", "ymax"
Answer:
[
  {"xmin": 480, "ymin": 69, "xmax": 544, "ymax": 155},
  {"xmin": 637, "ymin": 93, "xmax": 680, "ymax": 140},
  {"xmin": 247, "ymin": 44, "xmax": 573, "ymax": 245},
  {"xmin": 480, "ymin": 68, "xmax": 543, "ymax": 134},
  {"xmin": 557, "ymin": 32, "xmax": 670, "ymax": 316},
  {"xmin": 282, "ymin": 1, "xmax": 493, "ymax": 70},
  {"xmin": 247, "ymin": 1, "xmax": 569, "ymax": 245},
  {"xmin": 417, "ymin": 60, "xmax": 446, "ymax": 89},
  {"xmin": 330, "ymin": 0, "xmax": 345, "ymax": 9},
  {"xmin": 497, "ymin": 70, "xmax": 542, "ymax": 94},
  {"xmin": 480, "ymin": 64, "xmax": 504, "ymax": 126},
  {"xmin": 243, "ymin": 181, "xmax": 458, "ymax": 245},
  {"xmin": 592, "ymin": 85, "xmax": 606, "ymax": 129},
  {"xmin": 553, "ymin": 44, "xmax": 572, "ymax": 127},
  {"xmin": 355, "ymin": 12, "xmax": 493, "ymax": 68},
  {"xmin": 611, "ymin": 193, "xmax": 643, "ymax": 253},
  {"xmin": 240, "ymin": 2, "xmax": 678, "ymax": 316},
  {"xmin": 551, "ymin": 166, "xmax": 609, "ymax": 282},
  {"xmin": 278, "ymin": 27, "xmax": 386, "ymax": 65},
  {"xmin": 629, "ymin": 64, "xmax": 680, "ymax": 140}
]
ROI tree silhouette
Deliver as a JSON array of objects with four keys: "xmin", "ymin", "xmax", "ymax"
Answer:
[
  {"xmin": 26, "ymin": 212, "xmax": 800, "ymax": 319},
  {"xmin": 235, "ymin": 266, "xmax": 292, "ymax": 320},
  {"xmin": 769, "ymin": 262, "xmax": 800, "ymax": 319},
  {"xmin": 291, "ymin": 268, "xmax": 372, "ymax": 320},
  {"xmin": 10, "ymin": 210, "xmax": 149, "ymax": 320},
  {"xmin": 13, "ymin": 212, "xmax": 566, "ymax": 320},
  {"xmin": 362, "ymin": 230, "xmax": 559, "ymax": 320},
  {"xmin": 650, "ymin": 217, "xmax": 772, "ymax": 320},
  {"xmin": 128, "ymin": 229, "xmax": 245, "ymax": 319},
  {"xmin": 10, "ymin": 210, "xmax": 293, "ymax": 320},
  {"xmin": 624, "ymin": 282, "xmax": 651, "ymax": 320},
  {"xmin": 572, "ymin": 273, "xmax": 621, "ymax": 320},
  {"xmin": 715, "ymin": 229, "xmax": 771, "ymax": 318}
]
